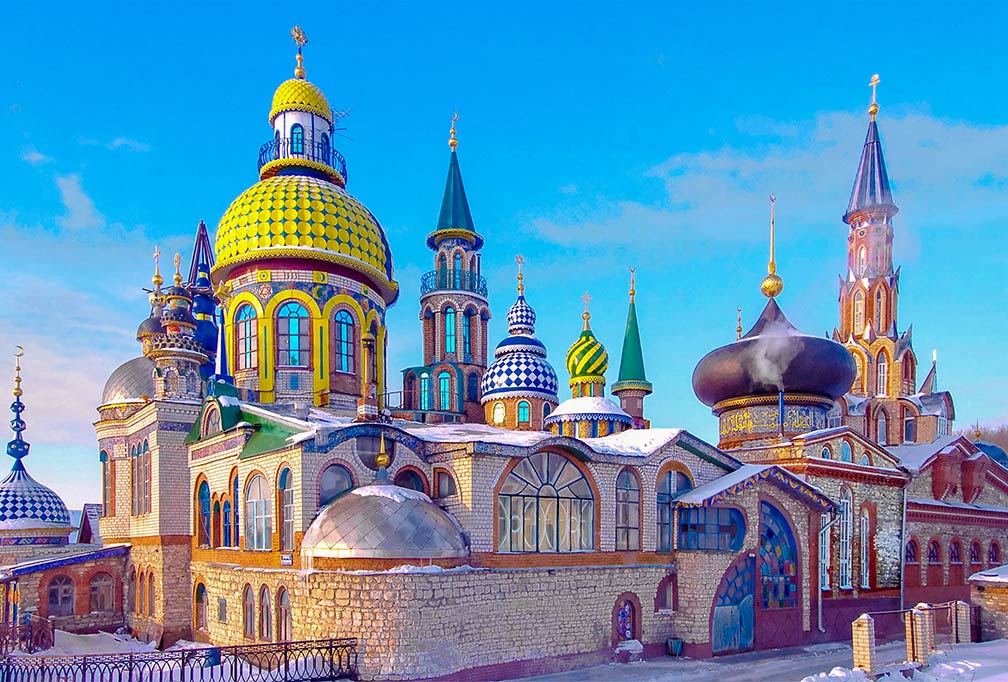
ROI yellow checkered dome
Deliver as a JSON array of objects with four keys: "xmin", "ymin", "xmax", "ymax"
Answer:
[
  {"xmin": 212, "ymin": 175, "xmax": 398, "ymax": 303},
  {"xmin": 269, "ymin": 78, "xmax": 332, "ymax": 124}
]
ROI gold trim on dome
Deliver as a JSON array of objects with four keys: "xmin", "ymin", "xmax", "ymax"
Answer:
[
  {"xmin": 713, "ymin": 393, "xmax": 835, "ymax": 411},
  {"xmin": 426, "ymin": 228, "xmax": 480, "ymax": 247},
  {"xmin": 569, "ymin": 374, "xmax": 605, "ymax": 386},
  {"xmin": 269, "ymin": 78, "xmax": 332, "ymax": 124},
  {"xmin": 259, "ymin": 157, "xmax": 345, "ymax": 186}
]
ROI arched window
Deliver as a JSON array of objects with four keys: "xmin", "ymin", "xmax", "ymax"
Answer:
[
  {"xmin": 319, "ymin": 463, "xmax": 353, "ymax": 507},
  {"xmin": 369, "ymin": 323, "xmax": 378, "ymax": 385},
  {"xmin": 840, "ymin": 441, "xmax": 853, "ymax": 463},
  {"xmin": 970, "ymin": 541, "xmax": 982, "ymax": 565},
  {"xmin": 419, "ymin": 373, "xmax": 430, "ymax": 410},
  {"xmin": 438, "ymin": 371, "xmax": 452, "ymax": 411},
  {"xmin": 860, "ymin": 453, "xmax": 871, "ymax": 466},
  {"xmin": 453, "ymin": 253, "xmax": 462, "ymax": 287},
  {"xmin": 466, "ymin": 372, "xmax": 478, "ymax": 402},
  {"xmin": 928, "ymin": 540, "xmax": 941, "ymax": 564},
  {"xmin": 444, "ymin": 307, "xmax": 456, "ymax": 354},
  {"xmin": 853, "ymin": 291, "xmax": 865, "ymax": 334},
  {"xmin": 938, "ymin": 403, "xmax": 950, "ymax": 437},
  {"xmin": 876, "ymin": 354, "xmax": 888, "ymax": 396},
  {"xmin": 48, "ymin": 575, "xmax": 75, "ymax": 617},
  {"xmin": 462, "ymin": 311, "xmax": 472, "ymax": 357},
  {"xmin": 143, "ymin": 440, "xmax": 150, "ymax": 514},
  {"xmin": 203, "ymin": 406, "xmax": 222, "ymax": 437},
  {"xmin": 820, "ymin": 446, "xmax": 831, "ymax": 459},
  {"xmin": 760, "ymin": 501, "xmax": 799, "ymax": 608},
  {"xmin": 615, "ymin": 470, "xmax": 640, "ymax": 551},
  {"xmin": 290, "ymin": 123, "xmax": 304, "ymax": 154},
  {"xmin": 242, "ymin": 584, "xmax": 255, "ymax": 639},
  {"xmin": 197, "ymin": 481, "xmax": 211, "ymax": 547},
  {"xmin": 320, "ymin": 132, "xmax": 330, "ymax": 161},
  {"xmin": 279, "ymin": 468, "xmax": 295, "ymax": 552},
  {"xmin": 990, "ymin": 542, "xmax": 1001, "ymax": 566},
  {"xmin": 860, "ymin": 508, "xmax": 871, "ymax": 589},
  {"xmin": 232, "ymin": 474, "xmax": 240, "ymax": 547},
  {"xmin": 905, "ymin": 539, "xmax": 919, "ymax": 564},
  {"xmin": 819, "ymin": 513, "xmax": 831, "ymax": 590},
  {"xmin": 874, "ymin": 288, "xmax": 885, "ymax": 331},
  {"xmin": 656, "ymin": 468, "xmax": 693, "ymax": 552},
  {"xmin": 877, "ymin": 411, "xmax": 888, "ymax": 445},
  {"xmin": 274, "ymin": 129, "xmax": 281, "ymax": 153},
  {"xmin": 435, "ymin": 470, "xmax": 457, "ymax": 498},
  {"xmin": 497, "ymin": 452, "xmax": 595, "ymax": 552},
  {"xmin": 88, "ymin": 573, "xmax": 114, "ymax": 613},
  {"xmin": 147, "ymin": 573, "xmax": 155, "ymax": 617},
  {"xmin": 277, "ymin": 587, "xmax": 292, "ymax": 642},
  {"xmin": 138, "ymin": 571, "xmax": 146, "ymax": 615},
  {"xmin": 223, "ymin": 500, "xmax": 232, "ymax": 547},
  {"xmin": 235, "ymin": 305, "xmax": 258, "ymax": 371},
  {"xmin": 492, "ymin": 401, "xmax": 505, "ymax": 425},
  {"xmin": 244, "ymin": 475, "xmax": 272, "ymax": 551},
  {"xmin": 543, "ymin": 403, "xmax": 552, "ymax": 419},
  {"xmin": 655, "ymin": 573, "xmax": 678, "ymax": 611},
  {"xmin": 857, "ymin": 246, "xmax": 866, "ymax": 273},
  {"xmin": 333, "ymin": 310, "xmax": 355, "ymax": 373},
  {"xmin": 100, "ymin": 451, "xmax": 112, "ymax": 516},
  {"xmin": 904, "ymin": 410, "xmax": 917, "ymax": 443},
  {"xmin": 828, "ymin": 402, "xmax": 843, "ymax": 428},
  {"xmin": 212, "ymin": 501, "xmax": 221, "ymax": 547},
  {"xmin": 259, "ymin": 586, "xmax": 272, "ymax": 641},
  {"xmin": 517, "ymin": 400, "xmax": 531, "ymax": 425},
  {"xmin": 277, "ymin": 302, "xmax": 310, "ymax": 367},
  {"xmin": 394, "ymin": 469, "xmax": 425, "ymax": 492},
  {"xmin": 950, "ymin": 540, "xmax": 962, "ymax": 565},
  {"xmin": 616, "ymin": 599, "xmax": 635, "ymax": 642},
  {"xmin": 838, "ymin": 488, "xmax": 853, "ymax": 589},
  {"xmin": 195, "ymin": 583, "xmax": 207, "ymax": 631}
]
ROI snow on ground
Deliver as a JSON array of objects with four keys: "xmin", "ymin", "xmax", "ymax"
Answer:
[
  {"xmin": 8, "ymin": 629, "xmax": 156, "ymax": 656},
  {"xmin": 511, "ymin": 639, "xmax": 1008, "ymax": 682}
]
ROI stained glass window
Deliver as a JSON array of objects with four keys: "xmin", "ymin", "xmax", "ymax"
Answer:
[
  {"xmin": 277, "ymin": 302, "xmax": 310, "ymax": 367},
  {"xmin": 679, "ymin": 506, "xmax": 745, "ymax": 551},
  {"xmin": 759, "ymin": 501, "xmax": 798, "ymax": 609},
  {"xmin": 497, "ymin": 452, "xmax": 595, "ymax": 553},
  {"xmin": 716, "ymin": 555, "xmax": 755, "ymax": 607},
  {"xmin": 656, "ymin": 469, "xmax": 692, "ymax": 552},
  {"xmin": 616, "ymin": 600, "xmax": 634, "ymax": 642},
  {"xmin": 615, "ymin": 470, "xmax": 640, "ymax": 551}
]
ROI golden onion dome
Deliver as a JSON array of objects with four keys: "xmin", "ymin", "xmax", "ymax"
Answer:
[
  {"xmin": 211, "ymin": 175, "xmax": 398, "ymax": 304},
  {"xmin": 269, "ymin": 78, "xmax": 332, "ymax": 124}
]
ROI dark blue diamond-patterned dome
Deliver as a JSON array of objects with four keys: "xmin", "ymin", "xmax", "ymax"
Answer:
[
  {"xmin": 506, "ymin": 295, "xmax": 536, "ymax": 334},
  {"xmin": 0, "ymin": 461, "xmax": 71, "ymax": 531},
  {"xmin": 482, "ymin": 294, "xmax": 558, "ymax": 402}
]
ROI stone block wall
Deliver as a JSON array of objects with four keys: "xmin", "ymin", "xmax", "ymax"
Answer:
[{"xmin": 20, "ymin": 552, "xmax": 127, "ymax": 634}]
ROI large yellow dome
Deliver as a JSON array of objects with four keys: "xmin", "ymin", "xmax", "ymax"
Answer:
[
  {"xmin": 211, "ymin": 175, "xmax": 398, "ymax": 303},
  {"xmin": 269, "ymin": 78, "xmax": 332, "ymax": 124}
]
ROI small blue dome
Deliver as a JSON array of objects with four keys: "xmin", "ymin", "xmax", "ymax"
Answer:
[
  {"xmin": 506, "ymin": 296, "xmax": 536, "ymax": 333},
  {"xmin": 482, "ymin": 294, "xmax": 558, "ymax": 403}
]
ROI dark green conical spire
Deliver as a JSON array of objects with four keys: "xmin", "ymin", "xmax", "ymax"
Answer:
[
  {"xmin": 613, "ymin": 271, "xmax": 652, "ymax": 395},
  {"xmin": 436, "ymin": 151, "xmax": 475, "ymax": 233}
]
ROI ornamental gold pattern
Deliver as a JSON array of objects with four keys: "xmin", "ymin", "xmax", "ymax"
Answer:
[
  {"xmin": 213, "ymin": 175, "xmax": 394, "ymax": 286},
  {"xmin": 269, "ymin": 78, "xmax": 332, "ymax": 124}
]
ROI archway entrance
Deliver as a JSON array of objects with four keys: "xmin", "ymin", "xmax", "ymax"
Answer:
[{"xmin": 711, "ymin": 555, "xmax": 755, "ymax": 654}]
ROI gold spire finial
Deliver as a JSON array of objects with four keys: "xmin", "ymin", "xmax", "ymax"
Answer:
[
  {"xmin": 581, "ymin": 291, "xmax": 592, "ymax": 330},
  {"xmin": 173, "ymin": 253, "xmax": 183, "ymax": 286},
  {"xmin": 12, "ymin": 346, "xmax": 24, "ymax": 398},
  {"xmin": 291, "ymin": 26, "xmax": 308, "ymax": 79},
  {"xmin": 760, "ymin": 194, "xmax": 784, "ymax": 298},
  {"xmin": 736, "ymin": 306, "xmax": 743, "ymax": 340},
  {"xmin": 376, "ymin": 432, "xmax": 390, "ymax": 468},
  {"xmin": 975, "ymin": 421, "xmax": 982, "ymax": 441},
  {"xmin": 152, "ymin": 245, "xmax": 163, "ymax": 288},
  {"xmin": 449, "ymin": 111, "xmax": 459, "ymax": 152},
  {"xmin": 868, "ymin": 74, "xmax": 880, "ymax": 121},
  {"xmin": 515, "ymin": 254, "xmax": 525, "ymax": 295},
  {"xmin": 629, "ymin": 268, "xmax": 636, "ymax": 304}
]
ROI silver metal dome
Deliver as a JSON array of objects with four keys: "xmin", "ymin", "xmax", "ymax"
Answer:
[
  {"xmin": 301, "ymin": 483, "xmax": 468, "ymax": 560},
  {"xmin": 101, "ymin": 357, "xmax": 155, "ymax": 406}
]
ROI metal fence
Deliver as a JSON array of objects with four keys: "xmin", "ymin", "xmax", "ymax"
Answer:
[
  {"xmin": 0, "ymin": 619, "xmax": 54, "ymax": 656},
  {"xmin": 0, "ymin": 637, "xmax": 357, "ymax": 682}
]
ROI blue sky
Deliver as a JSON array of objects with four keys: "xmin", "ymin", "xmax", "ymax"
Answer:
[{"xmin": 3, "ymin": 2, "xmax": 1007, "ymax": 508}]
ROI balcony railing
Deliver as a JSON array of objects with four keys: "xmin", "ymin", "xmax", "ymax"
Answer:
[
  {"xmin": 0, "ymin": 637, "xmax": 358, "ymax": 681},
  {"xmin": 420, "ymin": 269, "xmax": 487, "ymax": 298},
  {"xmin": 258, "ymin": 137, "xmax": 348, "ymax": 183}
]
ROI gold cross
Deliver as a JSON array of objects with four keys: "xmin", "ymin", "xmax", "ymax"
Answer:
[
  {"xmin": 582, "ymin": 291, "xmax": 591, "ymax": 312},
  {"xmin": 515, "ymin": 254, "xmax": 524, "ymax": 294},
  {"xmin": 153, "ymin": 245, "xmax": 160, "ymax": 270},
  {"xmin": 291, "ymin": 26, "xmax": 308, "ymax": 50},
  {"xmin": 629, "ymin": 267, "xmax": 636, "ymax": 303},
  {"xmin": 869, "ymin": 74, "xmax": 880, "ymax": 105}
]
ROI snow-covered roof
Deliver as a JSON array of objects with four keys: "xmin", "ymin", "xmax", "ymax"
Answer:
[
  {"xmin": 0, "ymin": 545, "xmax": 128, "ymax": 580},
  {"xmin": 545, "ymin": 396, "xmax": 631, "ymax": 421},
  {"xmin": 394, "ymin": 421, "xmax": 553, "ymax": 447},
  {"xmin": 675, "ymin": 464, "xmax": 833, "ymax": 511},
  {"xmin": 907, "ymin": 498, "xmax": 1008, "ymax": 515},
  {"xmin": 969, "ymin": 563, "xmax": 1008, "ymax": 584},
  {"xmin": 582, "ymin": 428, "xmax": 684, "ymax": 457},
  {"xmin": 886, "ymin": 434, "xmax": 964, "ymax": 472}
]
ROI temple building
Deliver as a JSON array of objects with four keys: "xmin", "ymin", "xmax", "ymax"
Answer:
[{"xmin": 0, "ymin": 34, "xmax": 1005, "ymax": 682}]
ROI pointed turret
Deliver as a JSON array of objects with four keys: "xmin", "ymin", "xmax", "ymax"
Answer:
[
  {"xmin": 426, "ymin": 113, "xmax": 484, "ymax": 251},
  {"xmin": 843, "ymin": 75, "xmax": 898, "ymax": 226},
  {"xmin": 612, "ymin": 270, "xmax": 652, "ymax": 428},
  {"xmin": 186, "ymin": 220, "xmax": 219, "ymax": 378}
]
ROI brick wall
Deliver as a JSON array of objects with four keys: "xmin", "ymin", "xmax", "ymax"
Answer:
[
  {"xmin": 971, "ymin": 582, "xmax": 1008, "ymax": 641},
  {"xmin": 20, "ymin": 553, "xmax": 127, "ymax": 634}
]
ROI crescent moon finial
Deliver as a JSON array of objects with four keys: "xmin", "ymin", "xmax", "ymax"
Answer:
[{"xmin": 14, "ymin": 346, "xmax": 24, "ymax": 358}]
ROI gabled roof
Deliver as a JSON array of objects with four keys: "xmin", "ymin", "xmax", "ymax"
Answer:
[
  {"xmin": 843, "ymin": 120, "xmax": 898, "ymax": 224},
  {"xmin": 0, "ymin": 545, "xmax": 128, "ymax": 580},
  {"xmin": 674, "ymin": 464, "xmax": 833, "ymax": 512},
  {"xmin": 885, "ymin": 434, "xmax": 974, "ymax": 473},
  {"xmin": 78, "ymin": 503, "xmax": 102, "ymax": 545}
]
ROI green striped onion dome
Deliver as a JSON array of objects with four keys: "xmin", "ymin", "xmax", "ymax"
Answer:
[{"xmin": 565, "ymin": 324, "xmax": 608, "ymax": 387}]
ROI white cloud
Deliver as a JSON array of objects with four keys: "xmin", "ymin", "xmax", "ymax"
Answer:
[
  {"xmin": 55, "ymin": 174, "xmax": 106, "ymax": 231},
  {"xmin": 107, "ymin": 137, "xmax": 151, "ymax": 152},
  {"xmin": 20, "ymin": 146, "xmax": 52, "ymax": 166}
]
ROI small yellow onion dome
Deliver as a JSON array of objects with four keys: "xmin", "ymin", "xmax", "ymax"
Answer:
[
  {"xmin": 211, "ymin": 175, "xmax": 398, "ymax": 304},
  {"xmin": 269, "ymin": 78, "xmax": 332, "ymax": 125},
  {"xmin": 566, "ymin": 324, "xmax": 608, "ymax": 386}
]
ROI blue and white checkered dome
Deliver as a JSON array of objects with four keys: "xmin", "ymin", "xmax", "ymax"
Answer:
[
  {"xmin": 506, "ymin": 295, "xmax": 536, "ymax": 335},
  {"xmin": 0, "ymin": 461, "xmax": 72, "ymax": 532},
  {"xmin": 482, "ymin": 295, "xmax": 559, "ymax": 403}
]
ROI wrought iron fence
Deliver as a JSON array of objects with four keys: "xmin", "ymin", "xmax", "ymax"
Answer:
[
  {"xmin": 419, "ymin": 269, "xmax": 487, "ymax": 298},
  {"xmin": 0, "ymin": 637, "xmax": 357, "ymax": 682},
  {"xmin": 258, "ymin": 138, "xmax": 348, "ymax": 183},
  {"xmin": 0, "ymin": 619, "xmax": 54, "ymax": 656}
]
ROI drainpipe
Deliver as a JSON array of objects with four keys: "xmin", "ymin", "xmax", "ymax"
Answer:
[
  {"xmin": 899, "ymin": 484, "xmax": 908, "ymax": 610},
  {"xmin": 819, "ymin": 514, "xmax": 840, "ymax": 633}
]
